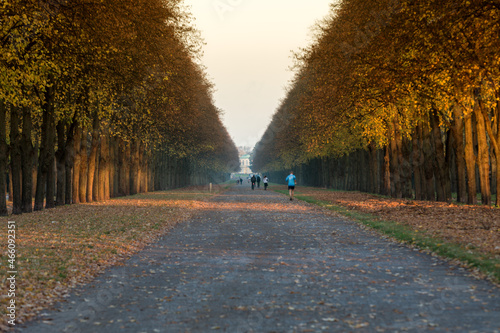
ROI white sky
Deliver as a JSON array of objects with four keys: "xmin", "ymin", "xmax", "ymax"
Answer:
[{"xmin": 184, "ymin": 0, "xmax": 333, "ymax": 148}]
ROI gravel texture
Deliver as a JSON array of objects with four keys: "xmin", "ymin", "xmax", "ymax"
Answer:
[{"xmin": 17, "ymin": 186, "xmax": 500, "ymax": 332}]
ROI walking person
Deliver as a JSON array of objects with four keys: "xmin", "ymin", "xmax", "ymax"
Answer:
[
  {"xmin": 256, "ymin": 175, "xmax": 261, "ymax": 188},
  {"xmin": 263, "ymin": 175, "xmax": 269, "ymax": 191},
  {"xmin": 251, "ymin": 174, "xmax": 257, "ymax": 190},
  {"xmin": 239, "ymin": 177, "xmax": 243, "ymax": 185},
  {"xmin": 285, "ymin": 171, "xmax": 296, "ymax": 201}
]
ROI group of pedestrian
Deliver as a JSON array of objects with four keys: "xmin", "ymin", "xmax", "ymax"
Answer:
[
  {"xmin": 247, "ymin": 174, "xmax": 270, "ymax": 190},
  {"xmin": 237, "ymin": 171, "xmax": 295, "ymax": 200},
  {"xmin": 250, "ymin": 174, "xmax": 261, "ymax": 190}
]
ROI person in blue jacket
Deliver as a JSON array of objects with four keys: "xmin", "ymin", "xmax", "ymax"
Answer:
[{"xmin": 285, "ymin": 171, "xmax": 296, "ymax": 201}]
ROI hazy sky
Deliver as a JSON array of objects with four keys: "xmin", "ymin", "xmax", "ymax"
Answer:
[{"xmin": 184, "ymin": 0, "xmax": 333, "ymax": 148}]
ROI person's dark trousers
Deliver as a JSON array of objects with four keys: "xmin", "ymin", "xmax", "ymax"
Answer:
[{"xmin": 264, "ymin": 183, "xmax": 268, "ymax": 190}]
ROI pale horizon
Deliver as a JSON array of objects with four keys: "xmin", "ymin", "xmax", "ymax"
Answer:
[{"xmin": 184, "ymin": 0, "xmax": 334, "ymax": 148}]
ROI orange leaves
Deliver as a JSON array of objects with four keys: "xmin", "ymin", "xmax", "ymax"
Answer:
[
  {"xmin": 1, "ymin": 0, "xmax": 237, "ymax": 176},
  {"xmin": 296, "ymin": 186, "xmax": 500, "ymax": 257},
  {"xmin": 254, "ymin": 0, "xmax": 500, "ymax": 175},
  {"xmin": 0, "ymin": 188, "xmax": 218, "ymax": 324}
]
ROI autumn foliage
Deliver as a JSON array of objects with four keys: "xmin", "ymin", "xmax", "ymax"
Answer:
[
  {"xmin": 0, "ymin": 187, "xmax": 226, "ymax": 327},
  {"xmin": 253, "ymin": 0, "xmax": 500, "ymax": 206},
  {"xmin": 0, "ymin": 0, "xmax": 239, "ymax": 215}
]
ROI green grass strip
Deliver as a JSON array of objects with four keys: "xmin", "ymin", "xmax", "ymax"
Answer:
[{"xmin": 274, "ymin": 189, "xmax": 500, "ymax": 283}]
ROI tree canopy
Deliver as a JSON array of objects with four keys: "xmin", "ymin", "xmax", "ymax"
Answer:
[
  {"xmin": 1, "ymin": 0, "xmax": 239, "ymax": 215},
  {"xmin": 253, "ymin": 0, "xmax": 500, "ymax": 205}
]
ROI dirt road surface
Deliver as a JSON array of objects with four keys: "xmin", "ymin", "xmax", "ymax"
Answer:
[{"xmin": 18, "ymin": 186, "xmax": 500, "ymax": 332}]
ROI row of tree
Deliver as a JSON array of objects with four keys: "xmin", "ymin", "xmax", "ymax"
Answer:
[
  {"xmin": 253, "ymin": 0, "xmax": 500, "ymax": 206},
  {"xmin": 1, "ymin": 0, "xmax": 240, "ymax": 215}
]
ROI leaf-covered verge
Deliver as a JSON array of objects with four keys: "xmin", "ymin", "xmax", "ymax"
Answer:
[
  {"xmin": 0, "ymin": 185, "xmax": 227, "ymax": 329},
  {"xmin": 273, "ymin": 185, "xmax": 500, "ymax": 284}
]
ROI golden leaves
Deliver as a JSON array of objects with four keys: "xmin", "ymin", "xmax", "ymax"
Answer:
[
  {"xmin": 254, "ymin": 0, "xmax": 500, "ymax": 173},
  {"xmin": 0, "ymin": 0, "xmax": 237, "ymax": 174}
]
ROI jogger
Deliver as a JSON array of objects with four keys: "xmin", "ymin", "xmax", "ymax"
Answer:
[{"xmin": 285, "ymin": 171, "xmax": 296, "ymax": 200}]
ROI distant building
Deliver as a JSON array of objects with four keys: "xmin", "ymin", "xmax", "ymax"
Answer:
[{"xmin": 240, "ymin": 154, "xmax": 252, "ymax": 174}]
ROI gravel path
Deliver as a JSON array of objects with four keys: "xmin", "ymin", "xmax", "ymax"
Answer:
[{"xmin": 18, "ymin": 186, "xmax": 500, "ymax": 332}]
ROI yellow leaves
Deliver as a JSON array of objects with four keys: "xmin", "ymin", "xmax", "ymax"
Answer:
[{"xmin": 256, "ymin": 0, "xmax": 500, "ymax": 171}]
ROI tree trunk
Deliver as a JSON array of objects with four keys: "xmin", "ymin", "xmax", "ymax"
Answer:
[
  {"xmin": 55, "ymin": 121, "xmax": 66, "ymax": 206},
  {"xmin": 491, "ymin": 144, "xmax": 497, "ymax": 196},
  {"xmin": 113, "ymin": 137, "xmax": 119, "ymax": 197},
  {"xmin": 21, "ymin": 106, "xmax": 33, "ymax": 213},
  {"xmin": 45, "ymin": 94, "xmax": 56, "ymax": 209},
  {"xmin": 0, "ymin": 100, "xmax": 8, "ymax": 216},
  {"xmin": 377, "ymin": 149, "xmax": 384, "ymax": 195},
  {"xmin": 422, "ymin": 123, "xmax": 436, "ymax": 201},
  {"xmin": 497, "ymin": 151, "xmax": 500, "ymax": 207},
  {"xmin": 451, "ymin": 105, "xmax": 467, "ymax": 203},
  {"xmin": 64, "ymin": 135, "xmax": 74, "ymax": 205},
  {"xmin": 35, "ymin": 83, "xmax": 56, "ymax": 210},
  {"xmin": 10, "ymin": 106, "xmax": 22, "ymax": 215},
  {"xmin": 389, "ymin": 121, "xmax": 401, "ymax": 198},
  {"xmin": 98, "ymin": 130, "xmax": 109, "ymax": 201},
  {"xmin": 79, "ymin": 126, "xmax": 88, "ymax": 203},
  {"xmin": 65, "ymin": 162, "xmax": 72, "ymax": 205},
  {"xmin": 33, "ymin": 154, "xmax": 43, "ymax": 209},
  {"xmin": 474, "ymin": 102, "xmax": 491, "ymax": 206},
  {"xmin": 417, "ymin": 125, "xmax": 427, "ymax": 199},
  {"xmin": 412, "ymin": 126, "xmax": 423, "ymax": 200},
  {"xmin": 144, "ymin": 156, "xmax": 149, "ymax": 193},
  {"xmin": 464, "ymin": 112, "xmax": 477, "ymax": 205},
  {"xmin": 92, "ymin": 155, "xmax": 99, "ymax": 201},
  {"xmin": 139, "ymin": 143, "xmax": 148, "ymax": 193},
  {"xmin": 108, "ymin": 135, "xmax": 115, "ymax": 198},
  {"xmin": 148, "ymin": 158, "xmax": 155, "ymax": 192},
  {"xmin": 34, "ymin": 110, "xmax": 48, "ymax": 210},
  {"xmin": 368, "ymin": 143, "xmax": 379, "ymax": 194},
  {"xmin": 344, "ymin": 155, "xmax": 350, "ymax": 191},
  {"xmin": 383, "ymin": 145, "xmax": 391, "ymax": 196},
  {"xmin": 497, "ymin": 90, "xmax": 500, "ymax": 206},
  {"xmin": 86, "ymin": 113, "xmax": 99, "ymax": 203},
  {"xmin": 62, "ymin": 118, "xmax": 77, "ymax": 205},
  {"xmin": 8, "ymin": 168, "xmax": 13, "ymax": 203},
  {"xmin": 108, "ymin": 137, "xmax": 114, "ymax": 198},
  {"xmin": 430, "ymin": 108, "xmax": 451, "ymax": 202},
  {"xmin": 479, "ymin": 88, "xmax": 500, "ymax": 206},
  {"xmin": 32, "ymin": 140, "xmax": 38, "ymax": 197},
  {"xmin": 72, "ymin": 126, "xmax": 82, "ymax": 204},
  {"xmin": 125, "ymin": 143, "xmax": 131, "ymax": 194},
  {"xmin": 447, "ymin": 132, "xmax": 457, "ymax": 197},
  {"xmin": 118, "ymin": 139, "xmax": 129, "ymax": 196},
  {"xmin": 400, "ymin": 137, "xmax": 413, "ymax": 199},
  {"xmin": 114, "ymin": 139, "xmax": 119, "ymax": 197},
  {"xmin": 130, "ymin": 140, "xmax": 140, "ymax": 195}
]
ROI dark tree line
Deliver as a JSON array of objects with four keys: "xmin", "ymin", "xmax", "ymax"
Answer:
[
  {"xmin": 253, "ymin": 0, "xmax": 500, "ymax": 206},
  {"xmin": 1, "ymin": 0, "xmax": 239, "ymax": 216}
]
